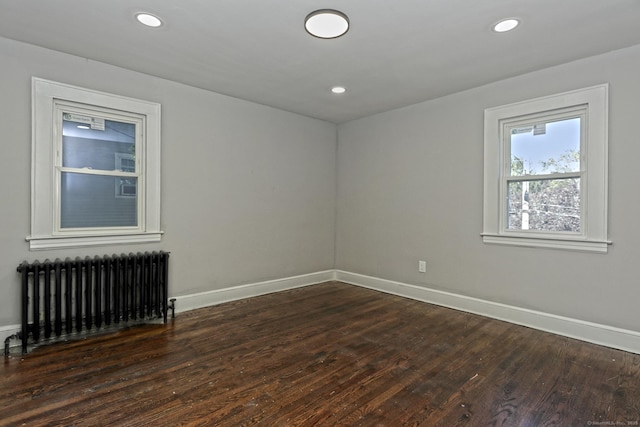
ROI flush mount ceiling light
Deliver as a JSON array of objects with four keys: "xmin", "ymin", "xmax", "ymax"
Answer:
[
  {"xmin": 305, "ymin": 9, "xmax": 349, "ymax": 39},
  {"xmin": 331, "ymin": 86, "xmax": 346, "ymax": 94},
  {"xmin": 135, "ymin": 12, "xmax": 163, "ymax": 28},
  {"xmin": 493, "ymin": 18, "xmax": 520, "ymax": 33}
]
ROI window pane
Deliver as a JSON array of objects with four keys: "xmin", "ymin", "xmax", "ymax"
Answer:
[
  {"xmin": 510, "ymin": 117, "xmax": 580, "ymax": 176},
  {"xmin": 507, "ymin": 178, "xmax": 580, "ymax": 232},
  {"xmin": 61, "ymin": 172, "xmax": 137, "ymax": 228},
  {"xmin": 62, "ymin": 115, "xmax": 136, "ymax": 172}
]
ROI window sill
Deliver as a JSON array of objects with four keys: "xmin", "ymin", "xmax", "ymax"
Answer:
[
  {"xmin": 26, "ymin": 232, "xmax": 164, "ymax": 251},
  {"xmin": 481, "ymin": 234, "xmax": 611, "ymax": 253}
]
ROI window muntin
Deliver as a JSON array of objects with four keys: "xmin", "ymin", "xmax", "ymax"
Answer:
[{"xmin": 501, "ymin": 109, "xmax": 585, "ymax": 235}]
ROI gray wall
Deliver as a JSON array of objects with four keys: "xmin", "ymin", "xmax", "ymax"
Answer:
[
  {"xmin": 336, "ymin": 44, "xmax": 640, "ymax": 332},
  {"xmin": 0, "ymin": 37, "xmax": 337, "ymax": 327}
]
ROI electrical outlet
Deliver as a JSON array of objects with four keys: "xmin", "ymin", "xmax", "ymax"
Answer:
[{"xmin": 418, "ymin": 260, "xmax": 427, "ymax": 273}]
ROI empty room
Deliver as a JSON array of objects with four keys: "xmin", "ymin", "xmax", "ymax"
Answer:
[{"xmin": 1, "ymin": 1, "xmax": 639, "ymax": 425}]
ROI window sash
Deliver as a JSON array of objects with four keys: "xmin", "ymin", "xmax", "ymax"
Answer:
[
  {"xmin": 498, "ymin": 107, "xmax": 587, "ymax": 238},
  {"xmin": 505, "ymin": 177, "xmax": 581, "ymax": 234},
  {"xmin": 53, "ymin": 101, "xmax": 145, "ymax": 235}
]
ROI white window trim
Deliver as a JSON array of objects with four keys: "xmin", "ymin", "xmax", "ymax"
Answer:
[
  {"xmin": 482, "ymin": 84, "xmax": 610, "ymax": 253},
  {"xmin": 28, "ymin": 78, "xmax": 163, "ymax": 250}
]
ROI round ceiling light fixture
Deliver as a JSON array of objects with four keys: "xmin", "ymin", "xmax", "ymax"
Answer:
[
  {"xmin": 135, "ymin": 12, "xmax": 163, "ymax": 28},
  {"xmin": 305, "ymin": 9, "xmax": 349, "ymax": 39},
  {"xmin": 493, "ymin": 18, "xmax": 520, "ymax": 33},
  {"xmin": 331, "ymin": 86, "xmax": 347, "ymax": 94}
]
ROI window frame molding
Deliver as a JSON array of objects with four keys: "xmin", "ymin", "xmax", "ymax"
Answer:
[
  {"xmin": 28, "ymin": 78, "xmax": 163, "ymax": 250},
  {"xmin": 482, "ymin": 84, "xmax": 610, "ymax": 253}
]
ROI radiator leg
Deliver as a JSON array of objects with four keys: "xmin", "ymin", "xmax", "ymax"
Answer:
[
  {"xmin": 20, "ymin": 263, "xmax": 29, "ymax": 354},
  {"xmin": 4, "ymin": 334, "xmax": 20, "ymax": 357},
  {"xmin": 168, "ymin": 298, "xmax": 176, "ymax": 319}
]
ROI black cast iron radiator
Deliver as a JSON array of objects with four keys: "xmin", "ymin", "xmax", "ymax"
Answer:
[{"xmin": 14, "ymin": 251, "xmax": 171, "ymax": 354}]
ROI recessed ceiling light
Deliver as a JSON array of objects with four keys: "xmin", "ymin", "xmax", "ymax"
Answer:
[
  {"xmin": 305, "ymin": 10, "xmax": 349, "ymax": 39},
  {"xmin": 331, "ymin": 86, "xmax": 346, "ymax": 94},
  {"xmin": 136, "ymin": 13, "xmax": 163, "ymax": 28},
  {"xmin": 493, "ymin": 18, "xmax": 520, "ymax": 33}
]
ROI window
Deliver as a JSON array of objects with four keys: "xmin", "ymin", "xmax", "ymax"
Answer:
[
  {"xmin": 482, "ymin": 85, "xmax": 609, "ymax": 253},
  {"xmin": 29, "ymin": 78, "xmax": 162, "ymax": 250}
]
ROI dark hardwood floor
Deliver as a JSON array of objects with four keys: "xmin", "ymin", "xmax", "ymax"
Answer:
[{"xmin": 2, "ymin": 282, "xmax": 639, "ymax": 426}]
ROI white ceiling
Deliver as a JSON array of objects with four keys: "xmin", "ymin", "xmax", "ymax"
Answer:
[{"xmin": 1, "ymin": 0, "xmax": 640, "ymax": 123}]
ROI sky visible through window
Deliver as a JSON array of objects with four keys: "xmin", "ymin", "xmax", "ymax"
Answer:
[{"xmin": 510, "ymin": 117, "xmax": 580, "ymax": 175}]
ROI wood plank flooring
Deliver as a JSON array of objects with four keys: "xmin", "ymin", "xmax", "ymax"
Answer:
[{"xmin": 1, "ymin": 282, "xmax": 639, "ymax": 426}]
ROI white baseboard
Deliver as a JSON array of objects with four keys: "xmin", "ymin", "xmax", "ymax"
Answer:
[
  {"xmin": 335, "ymin": 270, "xmax": 640, "ymax": 355},
  {"xmin": 171, "ymin": 270, "xmax": 336, "ymax": 313},
  {"xmin": 5, "ymin": 269, "xmax": 637, "ymax": 355}
]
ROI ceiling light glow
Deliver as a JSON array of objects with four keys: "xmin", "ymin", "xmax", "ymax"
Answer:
[
  {"xmin": 493, "ymin": 18, "xmax": 519, "ymax": 33},
  {"xmin": 331, "ymin": 86, "xmax": 346, "ymax": 94},
  {"xmin": 136, "ymin": 13, "xmax": 163, "ymax": 28},
  {"xmin": 305, "ymin": 10, "xmax": 349, "ymax": 39}
]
